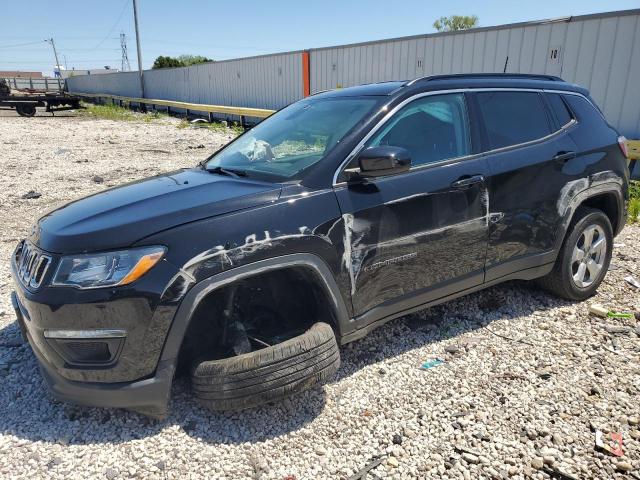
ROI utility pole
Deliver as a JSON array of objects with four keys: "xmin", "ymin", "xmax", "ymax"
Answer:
[
  {"xmin": 120, "ymin": 32, "xmax": 131, "ymax": 72},
  {"xmin": 132, "ymin": 0, "xmax": 145, "ymax": 102},
  {"xmin": 45, "ymin": 38, "xmax": 63, "ymax": 92}
]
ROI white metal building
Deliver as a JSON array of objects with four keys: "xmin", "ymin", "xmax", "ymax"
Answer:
[{"xmin": 66, "ymin": 8, "xmax": 640, "ymax": 137}]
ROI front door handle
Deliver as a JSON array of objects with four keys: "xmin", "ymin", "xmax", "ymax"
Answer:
[
  {"xmin": 451, "ymin": 174, "xmax": 485, "ymax": 189},
  {"xmin": 553, "ymin": 151, "xmax": 577, "ymax": 163}
]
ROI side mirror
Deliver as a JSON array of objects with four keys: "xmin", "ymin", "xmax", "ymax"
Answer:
[{"xmin": 356, "ymin": 146, "xmax": 411, "ymax": 178}]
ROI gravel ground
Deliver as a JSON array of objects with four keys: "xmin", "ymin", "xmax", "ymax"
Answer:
[{"xmin": 0, "ymin": 111, "xmax": 638, "ymax": 480}]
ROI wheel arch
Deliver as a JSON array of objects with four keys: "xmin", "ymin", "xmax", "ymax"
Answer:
[
  {"xmin": 579, "ymin": 191, "xmax": 623, "ymax": 235},
  {"xmin": 556, "ymin": 181, "xmax": 625, "ymax": 254},
  {"xmin": 158, "ymin": 253, "xmax": 351, "ymax": 367}
]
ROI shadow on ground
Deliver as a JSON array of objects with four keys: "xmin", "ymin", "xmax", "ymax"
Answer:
[
  {"xmin": 0, "ymin": 107, "xmax": 81, "ymax": 119},
  {"xmin": 0, "ymin": 280, "xmax": 571, "ymax": 446}
]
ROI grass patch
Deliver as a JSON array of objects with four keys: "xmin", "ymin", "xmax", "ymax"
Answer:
[
  {"xmin": 178, "ymin": 118, "xmax": 244, "ymax": 135},
  {"xmin": 143, "ymin": 110, "xmax": 170, "ymax": 122},
  {"xmin": 629, "ymin": 180, "xmax": 640, "ymax": 223},
  {"xmin": 80, "ymin": 102, "xmax": 169, "ymax": 123},
  {"xmin": 629, "ymin": 198, "xmax": 640, "ymax": 223},
  {"xmin": 80, "ymin": 102, "xmax": 137, "ymax": 121},
  {"xmin": 629, "ymin": 179, "xmax": 639, "ymax": 200},
  {"xmin": 82, "ymin": 102, "xmax": 244, "ymax": 135}
]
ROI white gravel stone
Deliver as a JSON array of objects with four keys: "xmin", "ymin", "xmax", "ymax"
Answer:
[{"xmin": 0, "ymin": 111, "xmax": 639, "ymax": 479}]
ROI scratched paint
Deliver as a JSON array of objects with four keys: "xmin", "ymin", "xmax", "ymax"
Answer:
[
  {"xmin": 480, "ymin": 187, "xmax": 491, "ymax": 227},
  {"xmin": 341, "ymin": 213, "xmax": 371, "ymax": 296},
  {"xmin": 557, "ymin": 170, "xmax": 623, "ymax": 218},
  {"xmin": 183, "ymin": 226, "xmax": 326, "ymax": 277},
  {"xmin": 557, "ymin": 178, "xmax": 590, "ymax": 217},
  {"xmin": 343, "ymin": 213, "xmax": 487, "ymax": 305}
]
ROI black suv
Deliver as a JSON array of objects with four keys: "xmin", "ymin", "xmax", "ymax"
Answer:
[{"xmin": 11, "ymin": 74, "xmax": 631, "ymax": 418}]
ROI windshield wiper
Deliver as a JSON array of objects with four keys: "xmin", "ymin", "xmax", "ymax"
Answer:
[{"xmin": 205, "ymin": 166, "xmax": 248, "ymax": 178}]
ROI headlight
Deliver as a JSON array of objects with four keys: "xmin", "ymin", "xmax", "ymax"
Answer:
[{"xmin": 52, "ymin": 246, "xmax": 166, "ymax": 289}]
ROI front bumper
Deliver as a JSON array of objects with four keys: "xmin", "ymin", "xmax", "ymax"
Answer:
[
  {"xmin": 12, "ymin": 291, "xmax": 173, "ymax": 418},
  {"xmin": 9, "ymin": 243, "xmax": 186, "ymax": 383}
]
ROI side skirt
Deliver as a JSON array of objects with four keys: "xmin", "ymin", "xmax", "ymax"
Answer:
[{"xmin": 340, "ymin": 261, "xmax": 554, "ymax": 345}]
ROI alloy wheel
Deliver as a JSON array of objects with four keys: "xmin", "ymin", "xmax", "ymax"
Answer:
[{"xmin": 570, "ymin": 224, "xmax": 607, "ymax": 288}]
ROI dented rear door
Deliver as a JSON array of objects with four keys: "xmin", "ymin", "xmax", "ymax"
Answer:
[{"xmin": 472, "ymin": 90, "xmax": 581, "ymax": 281}]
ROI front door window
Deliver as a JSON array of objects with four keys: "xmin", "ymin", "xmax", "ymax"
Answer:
[{"xmin": 366, "ymin": 93, "xmax": 471, "ymax": 167}]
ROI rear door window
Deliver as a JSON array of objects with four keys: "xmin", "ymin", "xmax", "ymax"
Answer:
[{"xmin": 476, "ymin": 91, "xmax": 551, "ymax": 150}]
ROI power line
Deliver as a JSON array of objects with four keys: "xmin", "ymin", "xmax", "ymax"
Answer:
[
  {"xmin": 58, "ymin": 47, "xmax": 122, "ymax": 52},
  {"xmin": 0, "ymin": 59, "xmax": 121, "ymax": 64},
  {"xmin": 0, "ymin": 40, "xmax": 45, "ymax": 49},
  {"xmin": 0, "ymin": 35, "xmax": 119, "ymax": 39},
  {"xmin": 57, "ymin": 0, "xmax": 129, "ymax": 53},
  {"xmin": 87, "ymin": 0, "xmax": 130, "ymax": 51}
]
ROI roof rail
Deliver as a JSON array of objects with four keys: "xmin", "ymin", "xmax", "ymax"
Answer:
[{"xmin": 406, "ymin": 73, "xmax": 564, "ymax": 86}]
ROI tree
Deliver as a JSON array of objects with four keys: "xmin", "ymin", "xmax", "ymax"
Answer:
[
  {"xmin": 152, "ymin": 55, "xmax": 213, "ymax": 69},
  {"xmin": 152, "ymin": 56, "xmax": 184, "ymax": 69},
  {"xmin": 433, "ymin": 15, "xmax": 479, "ymax": 32},
  {"xmin": 176, "ymin": 55, "xmax": 213, "ymax": 66}
]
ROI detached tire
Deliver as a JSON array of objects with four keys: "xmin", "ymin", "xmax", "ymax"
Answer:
[{"xmin": 191, "ymin": 322, "xmax": 340, "ymax": 411}]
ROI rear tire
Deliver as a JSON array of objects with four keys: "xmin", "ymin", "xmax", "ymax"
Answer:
[
  {"xmin": 537, "ymin": 207, "xmax": 612, "ymax": 300},
  {"xmin": 191, "ymin": 322, "xmax": 340, "ymax": 411}
]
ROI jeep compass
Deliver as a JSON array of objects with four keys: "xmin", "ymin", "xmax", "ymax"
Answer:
[{"xmin": 11, "ymin": 74, "xmax": 630, "ymax": 417}]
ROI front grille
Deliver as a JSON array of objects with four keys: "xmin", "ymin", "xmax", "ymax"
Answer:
[{"xmin": 15, "ymin": 241, "xmax": 51, "ymax": 289}]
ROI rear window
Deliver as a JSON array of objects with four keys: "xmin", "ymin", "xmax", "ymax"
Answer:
[
  {"xmin": 476, "ymin": 91, "xmax": 552, "ymax": 150},
  {"xmin": 547, "ymin": 93, "xmax": 573, "ymax": 127}
]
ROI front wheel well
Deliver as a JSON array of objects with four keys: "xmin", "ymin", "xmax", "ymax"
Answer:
[
  {"xmin": 176, "ymin": 266, "xmax": 340, "ymax": 376},
  {"xmin": 579, "ymin": 192, "xmax": 620, "ymax": 233}
]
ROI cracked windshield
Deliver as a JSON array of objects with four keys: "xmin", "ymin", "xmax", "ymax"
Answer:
[{"xmin": 205, "ymin": 97, "xmax": 379, "ymax": 179}]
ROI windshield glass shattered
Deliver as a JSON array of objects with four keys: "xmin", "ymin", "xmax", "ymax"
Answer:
[{"xmin": 205, "ymin": 97, "xmax": 379, "ymax": 180}]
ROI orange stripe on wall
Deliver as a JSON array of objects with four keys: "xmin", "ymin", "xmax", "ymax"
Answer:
[{"xmin": 302, "ymin": 51, "xmax": 310, "ymax": 97}]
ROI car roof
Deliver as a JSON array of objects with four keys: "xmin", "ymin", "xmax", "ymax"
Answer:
[
  {"xmin": 312, "ymin": 73, "xmax": 589, "ymax": 99},
  {"xmin": 311, "ymin": 81, "xmax": 406, "ymax": 98}
]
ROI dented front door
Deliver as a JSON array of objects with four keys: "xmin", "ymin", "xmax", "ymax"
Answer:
[{"xmin": 334, "ymin": 157, "xmax": 490, "ymax": 320}]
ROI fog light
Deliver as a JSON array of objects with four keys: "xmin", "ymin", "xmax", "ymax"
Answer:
[
  {"xmin": 44, "ymin": 330, "xmax": 126, "ymax": 367},
  {"xmin": 62, "ymin": 341, "xmax": 111, "ymax": 363}
]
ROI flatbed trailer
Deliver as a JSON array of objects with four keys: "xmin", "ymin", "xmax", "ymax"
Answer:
[{"xmin": 0, "ymin": 93, "xmax": 81, "ymax": 117}]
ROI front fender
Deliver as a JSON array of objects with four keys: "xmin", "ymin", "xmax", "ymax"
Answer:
[{"xmin": 157, "ymin": 253, "xmax": 353, "ymax": 370}]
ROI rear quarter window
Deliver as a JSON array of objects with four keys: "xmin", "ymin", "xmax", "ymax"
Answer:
[
  {"xmin": 547, "ymin": 93, "xmax": 573, "ymax": 128},
  {"xmin": 562, "ymin": 94, "xmax": 608, "ymax": 130},
  {"xmin": 476, "ymin": 91, "xmax": 551, "ymax": 150},
  {"xmin": 562, "ymin": 94, "xmax": 615, "ymax": 150}
]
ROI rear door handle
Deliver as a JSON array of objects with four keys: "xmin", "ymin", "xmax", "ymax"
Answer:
[
  {"xmin": 451, "ymin": 174, "xmax": 485, "ymax": 189},
  {"xmin": 553, "ymin": 151, "xmax": 577, "ymax": 163}
]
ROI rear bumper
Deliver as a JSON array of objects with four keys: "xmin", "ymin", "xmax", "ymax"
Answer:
[{"xmin": 12, "ymin": 291, "xmax": 173, "ymax": 418}]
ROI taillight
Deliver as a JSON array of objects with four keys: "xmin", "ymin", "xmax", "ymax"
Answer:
[{"xmin": 618, "ymin": 136, "xmax": 628, "ymax": 158}]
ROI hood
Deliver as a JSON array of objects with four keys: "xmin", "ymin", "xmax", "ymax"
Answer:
[{"xmin": 31, "ymin": 168, "xmax": 281, "ymax": 254}]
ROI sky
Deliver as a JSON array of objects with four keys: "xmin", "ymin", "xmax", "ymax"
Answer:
[{"xmin": 1, "ymin": 0, "xmax": 638, "ymax": 75}]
